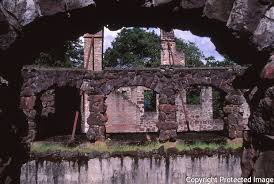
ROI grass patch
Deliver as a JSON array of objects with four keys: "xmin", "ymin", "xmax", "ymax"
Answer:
[
  {"xmin": 175, "ymin": 141, "xmax": 242, "ymax": 152},
  {"xmin": 31, "ymin": 141, "xmax": 242, "ymax": 154},
  {"xmin": 31, "ymin": 141, "xmax": 162, "ymax": 154}
]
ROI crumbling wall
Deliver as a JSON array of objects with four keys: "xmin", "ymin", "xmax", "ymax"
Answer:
[
  {"xmin": 20, "ymin": 67, "xmax": 248, "ymax": 142},
  {"xmin": 176, "ymin": 86, "xmax": 223, "ymax": 132},
  {"xmin": 106, "ymin": 89, "xmax": 143, "ymax": 133},
  {"xmin": 106, "ymin": 86, "xmax": 159, "ymax": 133}
]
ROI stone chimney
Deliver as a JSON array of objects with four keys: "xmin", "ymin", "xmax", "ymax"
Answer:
[
  {"xmin": 160, "ymin": 29, "xmax": 185, "ymax": 66},
  {"xmin": 83, "ymin": 30, "xmax": 104, "ymax": 71}
]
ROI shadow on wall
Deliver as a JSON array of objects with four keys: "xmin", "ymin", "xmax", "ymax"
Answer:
[{"xmin": 36, "ymin": 87, "xmax": 82, "ymax": 140}]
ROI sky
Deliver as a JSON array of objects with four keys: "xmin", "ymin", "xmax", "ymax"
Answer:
[{"xmin": 103, "ymin": 27, "xmax": 224, "ymax": 61}]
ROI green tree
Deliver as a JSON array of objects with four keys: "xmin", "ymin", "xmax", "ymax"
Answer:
[
  {"xmin": 34, "ymin": 38, "xmax": 84, "ymax": 67},
  {"xmin": 175, "ymin": 39, "xmax": 204, "ymax": 67},
  {"xmin": 205, "ymin": 55, "xmax": 234, "ymax": 67},
  {"xmin": 104, "ymin": 28, "xmax": 161, "ymax": 68}
]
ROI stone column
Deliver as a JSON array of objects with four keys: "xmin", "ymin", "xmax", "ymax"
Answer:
[
  {"xmin": 223, "ymin": 92, "xmax": 248, "ymax": 139},
  {"xmin": 160, "ymin": 29, "xmax": 185, "ymax": 66},
  {"xmin": 86, "ymin": 94, "xmax": 107, "ymax": 142},
  {"xmin": 20, "ymin": 96, "xmax": 37, "ymax": 142},
  {"xmin": 157, "ymin": 90, "xmax": 177, "ymax": 142},
  {"xmin": 201, "ymin": 86, "xmax": 213, "ymax": 120},
  {"xmin": 82, "ymin": 30, "xmax": 104, "ymax": 133},
  {"xmin": 159, "ymin": 29, "xmax": 184, "ymax": 141}
]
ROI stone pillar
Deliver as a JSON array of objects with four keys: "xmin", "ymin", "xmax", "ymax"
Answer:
[
  {"xmin": 20, "ymin": 96, "xmax": 37, "ymax": 142},
  {"xmin": 157, "ymin": 90, "xmax": 177, "ymax": 142},
  {"xmin": 86, "ymin": 94, "xmax": 107, "ymax": 142},
  {"xmin": 160, "ymin": 29, "xmax": 185, "ymax": 66},
  {"xmin": 82, "ymin": 30, "xmax": 104, "ymax": 133},
  {"xmin": 223, "ymin": 93, "xmax": 248, "ymax": 139},
  {"xmin": 40, "ymin": 89, "xmax": 55, "ymax": 117},
  {"xmin": 201, "ymin": 86, "xmax": 213, "ymax": 120}
]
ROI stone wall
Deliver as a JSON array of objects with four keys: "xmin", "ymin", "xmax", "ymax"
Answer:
[
  {"xmin": 105, "ymin": 86, "xmax": 159, "ymax": 133},
  {"xmin": 21, "ymin": 155, "xmax": 241, "ymax": 184},
  {"xmin": 105, "ymin": 85, "xmax": 224, "ymax": 133},
  {"xmin": 175, "ymin": 86, "xmax": 224, "ymax": 132},
  {"xmin": 20, "ymin": 67, "xmax": 248, "ymax": 142}
]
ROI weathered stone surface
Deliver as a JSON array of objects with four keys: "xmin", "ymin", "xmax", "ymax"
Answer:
[
  {"xmin": 20, "ymin": 96, "xmax": 36, "ymax": 110},
  {"xmin": 180, "ymin": 0, "xmax": 206, "ymax": 9},
  {"xmin": 88, "ymin": 95, "xmax": 105, "ymax": 103},
  {"xmin": 249, "ymin": 86, "xmax": 274, "ymax": 135},
  {"xmin": 227, "ymin": 0, "xmax": 271, "ymax": 33},
  {"xmin": 89, "ymin": 102, "xmax": 106, "ymax": 113},
  {"xmin": 225, "ymin": 94, "xmax": 245, "ymax": 105},
  {"xmin": 204, "ymin": 0, "xmax": 235, "ymax": 22},
  {"xmin": 261, "ymin": 55, "xmax": 274, "ymax": 79},
  {"xmin": 253, "ymin": 7, "xmax": 274, "ymax": 51},
  {"xmin": 86, "ymin": 127, "xmax": 96, "ymax": 141},
  {"xmin": 87, "ymin": 112, "xmax": 108, "ymax": 125},
  {"xmin": 159, "ymin": 104, "xmax": 176, "ymax": 113},
  {"xmin": 86, "ymin": 125, "xmax": 105, "ymax": 142},
  {"xmin": 157, "ymin": 121, "xmax": 178, "ymax": 130},
  {"xmin": 159, "ymin": 129, "xmax": 177, "ymax": 142},
  {"xmin": 227, "ymin": 113, "xmax": 243, "ymax": 139}
]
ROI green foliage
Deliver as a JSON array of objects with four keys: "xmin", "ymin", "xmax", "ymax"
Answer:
[
  {"xmin": 34, "ymin": 38, "xmax": 84, "ymax": 67},
  {"xmin": 205, "ymin": 55, "xmax": 234, "ymax": 67},
  {"xmin": 31, "ymin": 141, "xmax": 162, "ymax": 154},
  {"xmin": 104, "ymin": 28, "xmax": 161, "ymax": 68},
  {"xmin": 144, "ymin": 90, "xmax": 157, "ymax": 112},
  {"xmin": 31, "ymin": 141, "xmax": 242, "ymax": 154},
  {"xmin": 175, "ymin": 141, "xmax": 242, "ymax": 151},
  {"xmin": 186, "ymin": 88, "xmax": 201, "ymax": 105},
  {"xmin": 175, "ymin": 39, "xmax": 204, "ymax": 67}
]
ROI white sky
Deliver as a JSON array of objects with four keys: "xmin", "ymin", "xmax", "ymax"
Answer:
[{"xmin": 103, "ymin": 27, "xmax": 224, "ymax": 61}]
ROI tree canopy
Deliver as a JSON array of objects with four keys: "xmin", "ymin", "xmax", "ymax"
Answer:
[
  {"xmin": 104, "ymin": 28, "xmax": 161, "ymax": 68},
  {"xmin": 34, "ymin": 38, "xmax": 84, "ymax": 67}
]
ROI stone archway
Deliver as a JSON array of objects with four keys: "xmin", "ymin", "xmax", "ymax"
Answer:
[{"xmin": 0, "ymin": 1, "xmax": 273, "ymax": 183}]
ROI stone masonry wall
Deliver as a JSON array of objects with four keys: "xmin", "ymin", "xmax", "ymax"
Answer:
[{"xmin": 20, "ymin": 67, "xmax": 248, "ymax": 142}]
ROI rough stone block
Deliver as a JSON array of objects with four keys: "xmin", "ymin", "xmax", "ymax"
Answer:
[
  {"xmin": 87, "ymin": 112, "xmax": 108, "ymax": 125},
  {"xmin": 157, "ymin": 121, "xmax": 178, "ymax": 130},
  {"xmin": 86, "ymin": 125, "xmax": 106, "ymax": 142},
  {"xmin": 20, "ymin": 96, "xmax": 36, "ymax": 110},
  {"xmin": 159, "ymin": 104, "xmax": 176, "ymax": 113},
  {"xmin": 88, "ymin": 95, "xmax": 105, "ymax": 103},
  {"xmin": 159, "ymin": 129, "xmax": 177, "ymax": 142},
  {"xmin": 225, "ymin": 94, "xmax": 244, "ymax": 105},
  {"xmin": 90, "ymin": 101, "xmax": 106, "ymax": 113}
]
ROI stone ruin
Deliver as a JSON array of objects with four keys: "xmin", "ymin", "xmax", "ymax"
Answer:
[
  {"xmin": 20, "ymin": 29, "xmax": 250, "ymax": 142},
  {"xmin": 1, "ymin": 1, "xmax": 273, "ymax": 182}
]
